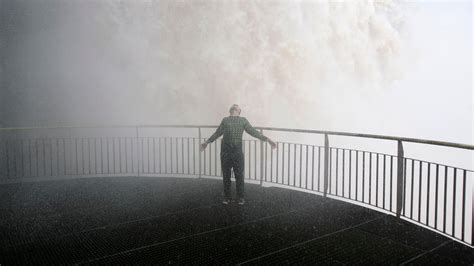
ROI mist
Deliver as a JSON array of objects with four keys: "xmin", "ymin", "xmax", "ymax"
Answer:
[{"xmin": 0, "ymin": 0, "xmax": 472, "ymax": 167}]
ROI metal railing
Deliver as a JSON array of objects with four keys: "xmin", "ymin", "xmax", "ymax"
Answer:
[{"xmin": 0, "ymin": 125, "xmax": 473, "ymax": 247}]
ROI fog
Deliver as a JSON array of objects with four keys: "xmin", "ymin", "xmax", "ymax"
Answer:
[
  {"xmin": 0, "ymin": 0, "xmax": 473, "ymax": 253},
  {"xmin": 0, "ymin": 1, "xmax": 472, "ymax": 165}
]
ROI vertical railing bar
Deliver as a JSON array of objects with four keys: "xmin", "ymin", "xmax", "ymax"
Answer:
[
  {"xmin": 197, "ymin": 127, "xmax": 201, "ymax": 178},
  {"xmin": 396, "ymin": 140, "xmax": 405, "ymax": 218},
  {"xmin": 165, "ymin": 137, "xmax": 168, "ymax": 174},
  {"xmin": 443, "ymin": 166, "xmax": 448, "ymax": 233},
  {"xmin": 247, "ymin": 141, "xmax": 251, "ymax": 179},
  {"xmin": 311, "ymin": 146, "xmax": 315, "ymax": 191},
  {"xmin": 159, "ymin": 138, "xmax": 163, "ymax": 174},
  {"xmin": 461, "ymin": 169, "xmax": 466, "ymax": 241},
  {"xmin": 349, "ymin": 150, "xmax": 352, "ymax": 199},
  {"xmin": 254, "ymin": 140, "xmax": 257, "ymax": 180},
  {"xmin": 94, "ymin": 138, "xmax": 97, "ymax": 175},
  {"xmin": 298, "ymin": 144, "xmax": 302, "ymax": 188},
  {"xmin": 152, "ymin": 138, "xmax": 155, "ymax": 174},
  {"xmin": 171, "ymin": 137, "xmax": 175, "ymax": 174},
  {"xmin": 14, "ymin": 140, "xmax": 18, "ymax": 178},
  {"xmin": 452, "ymin": 168, "xmax": 457, "ymax": 237},
  {"xmin": 125, "ymin": 138, "xmax": 129, "ymax": 174},
  {"xmin": 318, "ymin": 146, "xmax": 321, "ymax": 192},
  {"xmin": 286, "ymin": 143, "xmax": 289, "ymax": 185},
  {"xmin": 335, "ymin": 148, "xmax": 339, "ymax": 195},
  {"xmin": 209, "ymin": 139, "xmax": 212, "ymax": 176},
  {"xmin": 403, "ymin": 158, "xmax": 407, "ymax": 216},
  {"xmin": 329, "ymin": 147, "xmax": 332, "ymax": 194},
  {"xmin": 118, "ymin": 138, "xmax": 122, "ymax": 174},
  {"xmin": 356, "ymin": 150, "xmax": 359, "ymax": 201},
  {"xmin": 293, "ymin": 144, "xmax": 296, "ymax": 186},
  {"xmin": 390, "ymin": 155, "xmax": 393, "ymax": 212},
  {"xmin": 146, "ymin": 138, "xmax": 150, "ymax": 174},
  {"xmin": 276, "ymin": 142, "xmax": 279, "ymax": 184},
  {"xmin": 113, "ymin": 137, "xmax": 117, "ymax": 174},
  {"xmin": 426, "ymin": 162, "xmax": 431, "ymax": 226},
  {"xmin": 187, "ymin": 138, "xmax": 190, "ymax": 175},
  {"xmin": 135, "ymin": 127, "xmax": 140, "ymax": 176},
  {"xmin": 270, "ymin": 142, "xmax": 274, "ymax": 183},
  {"xmin": 260, "ymin": 129, "xmax": 264, "ymax": 185},
  {"xmin": 185, "ymin": 138, "xmax": 188, "ymax": 175},
  {"xmin": 305, "ymin": 145, "xmax": 309, "ymax": 189},
  {"xmin": 383, "ymin": 154, "xmax": 386, "ymax": 209},
  {"xmin": 368, "ymin": 152, "xmax": 372, "ymax": 204},
  {"xmin": 363, "ymin": 151, "xmax": 366, "ymax": 203},
  {"xmin": 282, "ymin": 142, "xmax": 285, "ymax": 184},
  {"xmin": 192, "ymin": 138, "xmax": 195, "ymax": 175},
  {"xmin": 262, "ymin": 140, "xmax": 268, "ymax": 182},
  {"xmin": 283, "ymin": 142, "xmax": 287, "ymax": 184},
  {"xmin": 106, "ymin": 138, "xmax": 110, "ymax": 174},
  {"xmin": 101, "ymin": 138, "xmax": 105, "ymax": 174},
  {"xmin": 342, "ymin": 149, "xmax": 345, "ymax": 198},
  {"xmin": 323, "ymin": 134, "xmax": 329, "ymax": 197},
  {"xmin": 410, "ymin": 159, "xmax": 415, "ymax": 219},
  {"xmin": 418, "ymin": 161, "xmax": 423, "ymax": 222},
  {"xmin": 376, "ymin": 153, "xmax": 379, "ymax": 207}
]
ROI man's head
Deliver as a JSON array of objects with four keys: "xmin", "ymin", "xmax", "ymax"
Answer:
[{"xmin": 229, "ymin": 104, "xmax": 241, "ymax": 116}]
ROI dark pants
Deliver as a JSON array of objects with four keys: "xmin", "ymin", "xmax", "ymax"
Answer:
[{"xmin": 221, "ymin": 143, "xmax": 245, "ymax": 200}]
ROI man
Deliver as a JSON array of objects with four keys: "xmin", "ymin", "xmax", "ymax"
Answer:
[{"xmin": 200, "ymin": 104, "xmax": 277, "ymax": 205}]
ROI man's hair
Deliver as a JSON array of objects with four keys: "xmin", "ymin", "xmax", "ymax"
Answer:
[{"xmin": 229, "ymin": 104, "xmax": 241, "ymax": 114}]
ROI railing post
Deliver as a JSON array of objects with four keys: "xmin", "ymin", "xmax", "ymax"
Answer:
[
  {"xmin": 198, "ymin": 127, "xmax": 202, "ymax": 179},
  {"xmin": 396, "ymin": 140, "xmax": 405, "ymax": 218},
  {"xmin": 136, "ymin": 126, "xmax": 140, "ymax": 177},
  {"xmin": 324, "ymin": 134, "xmax": 329, "ymax": 197},
  {"xmin": 260, "ymin": 129, "xmax": 264, "ymax": 186}
]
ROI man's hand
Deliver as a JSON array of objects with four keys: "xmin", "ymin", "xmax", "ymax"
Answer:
[
  {"xmin": 268, "ymin": 139, "xmax": 277, "ymax": 149},
  {"xmin": 200, "ymin": 142, "xmax": 208, "ymax": 152}
]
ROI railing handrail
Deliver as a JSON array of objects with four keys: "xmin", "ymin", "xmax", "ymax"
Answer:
[{"xmin": 1, "ymin": 124, "xmax": 473, "ymax": 151}]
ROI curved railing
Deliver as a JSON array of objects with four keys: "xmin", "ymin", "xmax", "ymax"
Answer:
[{"xmin": 0, "ymin": 125, "xmax": 472, "ymax": 247}]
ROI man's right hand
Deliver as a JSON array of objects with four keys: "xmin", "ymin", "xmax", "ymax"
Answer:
[
  {"xmin": 200, "ymin": 143, "xmax": 208, "ymax": 151},
  {"xmin": 268, "ymin": 139, "xmax": 277, "ymax": 149}
]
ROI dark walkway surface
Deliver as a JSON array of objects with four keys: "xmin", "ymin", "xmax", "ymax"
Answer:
[{"xmin": 0, "ymin": 176, "xmax": 472, "ymax": 265}]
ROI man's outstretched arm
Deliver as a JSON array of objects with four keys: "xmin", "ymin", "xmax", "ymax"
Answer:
[
  {"xmin": 200, "ymin": 119, "xmax": 224, "ymax": 151},
  {"xmin": 243, "ymin": 118, "xmax": 277, "ymax": 149}
]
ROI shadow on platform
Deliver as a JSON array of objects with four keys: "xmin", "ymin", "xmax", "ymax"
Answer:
[{"xmin": 0, "ymin": 176, "xmax": 472, "ymax": 265}]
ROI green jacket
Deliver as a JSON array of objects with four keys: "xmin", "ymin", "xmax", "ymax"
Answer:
[{"xmin": 206, "ymin": 116, "xmax": 268, "ymax": 145}]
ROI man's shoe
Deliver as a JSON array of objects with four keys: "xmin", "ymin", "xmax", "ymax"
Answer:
[
  {"xmin": 238, "ymin": 198, "xmax": 245, "ymax": 205},
  {"xmin": 222, "ymin": 199, "xmax": 230, "ymax": 205}
]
